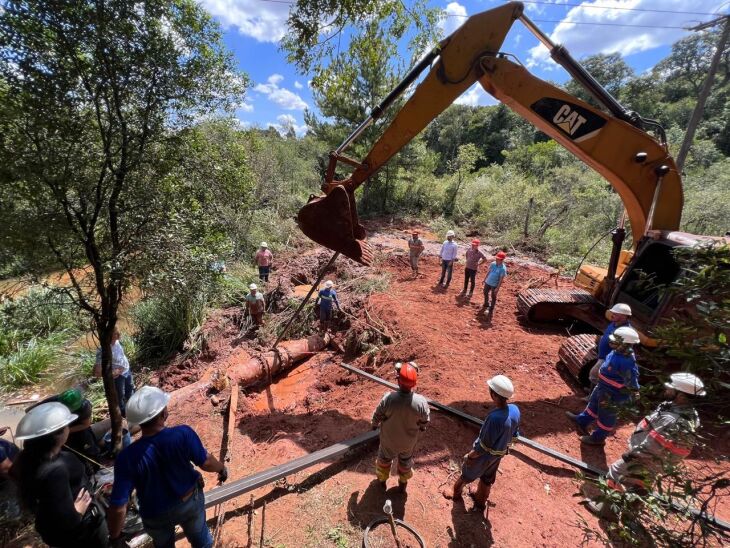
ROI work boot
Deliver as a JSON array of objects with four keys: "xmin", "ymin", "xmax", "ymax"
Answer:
[
  {"xmin": 469, "ymin": 482, "xmax": 490, "ymax": 510},
  {"xmin": 565, "ymin": 412, "xmax": 589, "ymax": 435},
  {"xmin": 580, "ymin": 435, "xmax": 605, "ymax": 447},
  {"xmin": 586, "ymin": 500, "xmax": 619, "ymax": 522}
]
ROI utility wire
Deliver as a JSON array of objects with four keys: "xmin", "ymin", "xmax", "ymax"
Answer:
[
  {"xmin": 520, "ymin": 1, "xmax": 722, "ymax": 17},
  {"xmin": 260, "ymin": 0, "xmax": 725, "ymax": 17}
]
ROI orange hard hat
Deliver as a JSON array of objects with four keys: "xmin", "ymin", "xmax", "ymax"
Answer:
[
  {"xmin": 471, "ymin": 239, "xmax": 480, "ymax": 246},
  {"xmin": 396, "ymin": 361, "xmax": 418, "ymax": 389},
  {"xmin": 496, "ymin": 251, "xmax": 507, "ymax": 259}
]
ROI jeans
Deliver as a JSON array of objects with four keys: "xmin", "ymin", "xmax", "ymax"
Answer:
[
  {"xmin": 143, "ymin": 486, "xmax": 212, "ymax": 548},
  {"xmin": 463, "ymin": 268, "xmax": 477, "ymax": 294},
  {"xmin": 483, "ymin": 284, "xmax": 498, "ymax": 309},
  {"xmin": 438, "ymin": 260, "xmax": 454, "ymax": 286},
  {"xmin": 114, "ymin": 372, "xmax": 134, "ymax": 417},
  {"xmin": 258, "ymin": 265, "xmax": 270, "ymax": 282}
]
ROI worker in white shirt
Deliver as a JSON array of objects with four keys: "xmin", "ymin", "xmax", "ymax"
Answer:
[{"xmin": 437, "ymin": 230, "xmax": 458, "ymax": 288}]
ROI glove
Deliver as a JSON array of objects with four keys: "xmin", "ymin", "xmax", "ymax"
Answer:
[{"xmin": 218, "ymin": 466, "xmax": 229, "ymax": 484}]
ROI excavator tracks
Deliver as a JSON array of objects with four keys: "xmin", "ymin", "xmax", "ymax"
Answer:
[
  {"xmin": 558, "ymin": 334, "xmax": 597, "ymax": 385},
  {"xmin": 516, "ymin": 288, "xmax": 600, "ymax": 324}
]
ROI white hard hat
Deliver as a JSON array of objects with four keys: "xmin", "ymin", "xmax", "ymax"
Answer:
[
  {"xmin": 324, "ymin": 280, "xmax": 334, "ymax": 288},
  {"xmin": 665, "ymin": 372, "xmax": 706, "ymax": 396},
  {"xmin": 394, "ymin": 361, "xmax": 418, "ymax": 372},
  {"xmin": 446, "ymin": 230, "xmax": 455, "ymax": 237},
  {"xmin": 260, "ymin": 242, "xmax": 268, "ymax": 248},
  {"xmin": 609, "ymin": 303, "xmax": 632, "ymax": 316},
  {"xmin": 126, "ymin": 386, "xmax": 170, "ymax": 426},
  {"xmin": 16, "ymin": 402, "xmax": 78, "ymax": 441},
  {"xmin": 609, "ymin": 326, "xmax": 640, "ymax": 345},
  {"xmin": 487, "ymin": 375, "xmax": 514, "ymax": 399},
  {"xmin": 249, "ymin": 283, "xmax": 258, "ymax": 290}
]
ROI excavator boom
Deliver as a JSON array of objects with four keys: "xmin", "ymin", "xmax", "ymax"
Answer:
[{"xmin": 297, "ymin": 1, "xmax": 682, "ymax": 265}]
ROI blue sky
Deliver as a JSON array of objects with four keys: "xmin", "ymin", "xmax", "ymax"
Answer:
[{"xmin": 201, "ymin": 0, "xmax": 727, "ymax": 136}]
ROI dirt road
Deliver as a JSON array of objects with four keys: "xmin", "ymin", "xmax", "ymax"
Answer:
[{"xmin": 165, "ymin": 231, "xmax": 728, "ymax": 547}]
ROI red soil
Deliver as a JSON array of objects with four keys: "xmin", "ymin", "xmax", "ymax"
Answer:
[{"xmin": 163, "ymin": 236, "xmax": 728, "ymax": 548}]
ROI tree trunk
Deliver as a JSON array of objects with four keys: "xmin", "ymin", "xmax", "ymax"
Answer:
[
  {"xmin": 523, "ymin": 197, "xmax": 534, "ymax": 238},
  {"xmin": 98, "ymin": 320, "xmax": 124, "ymax": 454}
]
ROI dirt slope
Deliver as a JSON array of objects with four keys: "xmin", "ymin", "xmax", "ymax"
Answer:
[{"xmin": 164, "ymin": 231, "xmax": 728, "ymax": 548}]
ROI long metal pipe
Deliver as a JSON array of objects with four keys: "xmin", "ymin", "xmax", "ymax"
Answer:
[{"xmin": 339, "ymin": 362, "xmax": 730, "ymax": 531}]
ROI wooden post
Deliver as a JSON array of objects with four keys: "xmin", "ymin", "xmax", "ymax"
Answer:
[{"xmin": 676, "ymin": 16, "xmax": 730, "ymax": 171}]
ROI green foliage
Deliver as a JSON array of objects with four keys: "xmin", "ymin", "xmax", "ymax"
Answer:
[
  {"xmin": 0, "ymin": 331, "xmax": 72, "ymax": 388},
  {"xmin": 131, "ymin": 293, "xmax": 208, "ymax": 364},
  {"xmin": 0, "ymin": 287, "xmax": 84, "ymax": 388}
]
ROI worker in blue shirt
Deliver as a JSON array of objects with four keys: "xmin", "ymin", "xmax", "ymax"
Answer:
[
  {"xmin": 443, "ymin": 375, "xmax": 520, "ymax": 512},
  {"xmin": 567, "ymin": 326, "xmax": 641, "ymax": 446},
  {"xmin": 586, "ymin": 303, "xmax": 632, "ymax": 390},
  {"xmin": 315, "ymin": 280, "xmax": 341, "ymax": 331},
  {"xmin": 107, "ymin": 386, "xmax": 228, "ymax": 548},
  {"xmin": 478, "ymin": 250, "xmax": 508, "ymax": 316},
  {"xmin": 437, "ymin": 230, "xmax": 458, "ymax": 288}
]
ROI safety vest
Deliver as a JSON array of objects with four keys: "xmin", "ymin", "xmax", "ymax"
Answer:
[{"xmin": 628, "ymin": 402, "xmax": 699, "ymax": 461}]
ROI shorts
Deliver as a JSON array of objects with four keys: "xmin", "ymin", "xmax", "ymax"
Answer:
[{"xmin": 460, "ymin": 455, "xmax": 502, "ymax": 485}]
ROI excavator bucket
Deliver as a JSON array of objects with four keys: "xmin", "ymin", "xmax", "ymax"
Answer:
[{"xmin": 297, "ymin": 185, "xmax": 374, "ymax": 265}]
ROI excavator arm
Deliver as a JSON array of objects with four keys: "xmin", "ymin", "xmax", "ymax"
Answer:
[{"xmin": 297, "ymin": 1, "xmax": 682, "ymax": 266}]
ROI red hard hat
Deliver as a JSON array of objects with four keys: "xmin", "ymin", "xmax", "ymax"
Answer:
[
  {"xmin": 471, "ymin": 239, "xmax": 480, "ymax": 246},
  {"xmin": 396, "ymin": 362, "xmax": 418, "ymax": 389},
  {"xmin": 496, "ymin": 251, "xmax": 507, "ymax": 259}
]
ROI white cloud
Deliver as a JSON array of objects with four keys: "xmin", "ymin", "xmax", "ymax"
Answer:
[
  {"xmin": 201, "ymin": 0, "xmax": 290, "ymax": 43},
  {"xmin": 254, "ymin": 75, "xmax": 308, "ymax": 110},
  {"xmin": 455, "ymin": 83, "xmax": 498, "ymax": 107},
  {"xmin": 269, "ymin": 114, "xmax": 309, "ymax": 137},
  {"xmin": 441, "ymin": 2, "xmax": 467, "ymax": 37},
  {"xmin": 527, "ymin": 0, "xmax": 711, "ymax": 69},
  {"xmin": 294, "ymin": 80, "xmax": 303, "ymax": 89},
  {"xmin": 267, "ymin": 74, "xmax": 284, "ymax": 85},
  {"xmin": 239, "ymin": 101, "xmax": 254, "ymax": 112}
]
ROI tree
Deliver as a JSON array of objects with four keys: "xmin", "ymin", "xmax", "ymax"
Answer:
[
  {"xmin": 0, "ymin": 0, "xmax": 246, "ymax": 447},
  {"xmin": 445, "ymin": 143, "xmax": 481, "ymax": 216},
  {"xmin": 565, "ymin": 53, "xmax": 634, "ymax": 105}
]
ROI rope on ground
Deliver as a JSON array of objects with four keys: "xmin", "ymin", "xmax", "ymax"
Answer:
[{"xmin": 271, "ymin": 251, "xmax": 340, "ymax": 350}]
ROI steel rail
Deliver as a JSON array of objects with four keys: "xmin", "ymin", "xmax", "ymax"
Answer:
[
  {"xmin": 339, "ymin": 362, "xmax": 730, "ymax": 532},
  {"xmin": 204, "ymin": 430, "xmax": 378, "ymax": 508}
]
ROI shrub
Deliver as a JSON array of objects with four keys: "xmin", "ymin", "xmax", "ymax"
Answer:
[
  {"xmin": 132, "ymin": 294, "xmax": 208, "ymax": 364},
  {"xmin": 0, "ymin": 287, "xmax": 81, "ymax": 339},
  {"xmin": 0, "ymin": 331, "xmax": 72, "ymax": 387}
]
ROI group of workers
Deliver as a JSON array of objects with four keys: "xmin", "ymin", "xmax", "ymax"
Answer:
[
  {"xmin": 4, "ymin": 385, "xmax": 226, "ymax": 547},
  {"xmin": 408, "ymin": 229, "xmax": 508, "ymax": 316}
]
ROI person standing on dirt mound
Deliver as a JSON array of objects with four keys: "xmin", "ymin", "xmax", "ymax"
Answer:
[
  {"xmin": 478, "ymin": 251, "xmax": 508, "ymax": 316},
  {"xmin": 407, "ymin": 231, "xmax": 425, "ymax": 278},
  {"xmin": 255, "ymin": 242, "xmax": 273, "ymax": 282},
  {"xmin": 460, "ymin": 239, "xmax": 486, "ymax": 299},
  {"xmin": 585, "ymin": 303, "xmax": 633, "ymax": 395},
  {"xmin": 437, "ymin": 230, "xmax": 458, "ymax": 288},
  {"xmin": 585, "ymin": 372, "xmax": 705, "ymax": 521},
  {"xmin": 371, "ymin": 362, "xmax": 430, "ymax": 493},
  {"xmin": 245, "ymin": 283, "xmax": 266, "ymax": 327},
  {"xmin": 443, "ymin": 375, "xmax": 520, "ymax": 512},
  {"xmin": 107, "ymin": 386, "xmax": 228, "ymax": 548},
  {"xmin": 315, "ymin": 280, "xmax": 341, "ymax": 332},
  {"xmin": 566, "ymin": 326, "xmax": 641, "ymax": 446}
]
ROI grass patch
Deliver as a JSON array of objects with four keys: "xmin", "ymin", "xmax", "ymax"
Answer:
[{"xmin": 0, "ymin": 331, "xmax": 72, "ymax": 388}]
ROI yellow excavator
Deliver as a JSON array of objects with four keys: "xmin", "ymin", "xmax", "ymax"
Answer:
[{"xmin": 296, "ymin": 1, "xmax": 726, "ymax": 383}]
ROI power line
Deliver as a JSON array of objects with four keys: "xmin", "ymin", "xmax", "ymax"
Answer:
[
  {"xmin": 521, "ymin": 1, "xmax": 722, "ymax": 17},
  {"xmin": 259, "ymin": 0, "xmax": 726, "ymax": 17},
  {"xmin": 444, "ymin": 13, "xmax": 708, "ymax": 30}
]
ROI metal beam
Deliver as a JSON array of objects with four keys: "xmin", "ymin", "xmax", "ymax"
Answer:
[
  {"xmin": 339, "ymin": 362, "xmax": 730, "ymax": 532},
  {"xmin": 204, "ymin": 430, "xmax": 378, "ymax": 508}
]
